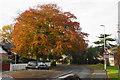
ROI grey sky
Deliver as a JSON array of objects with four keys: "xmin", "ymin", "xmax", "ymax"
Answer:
[{"xmin": 0, "ymin": 0, "xmax": 119, "ymax": 46}]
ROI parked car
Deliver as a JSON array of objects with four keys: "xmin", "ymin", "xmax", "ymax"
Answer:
[
  {"xmin": 38, "ymin": 62, "xmax": 49, "ymax": 70},
  {"xmin": 25, "ymin": 61, "xmax": 38, "ymax": 70},
  {"xmin": 25, "ymin": 61, "xmax": 49, "ymax": 70}
]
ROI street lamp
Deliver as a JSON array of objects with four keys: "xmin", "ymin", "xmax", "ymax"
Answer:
[
  {"xmin": 100, "ymin": 25, "xmax": 108, "ymax": 78},
  {"xmin": 100, "ymin": 25, "xmax": 105, "ymax": 50}
]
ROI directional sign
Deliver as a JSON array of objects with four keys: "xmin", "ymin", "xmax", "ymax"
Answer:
[
  {"xmin": 103, "ymin": 49, "xmax": 109, "ymax": 55},
  {"xmin": 103, "ymin": 55, "xmax": 109, "ymax": 58}
]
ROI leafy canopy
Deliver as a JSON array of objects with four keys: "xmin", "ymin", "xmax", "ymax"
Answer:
[
  {"xmin": 1, "ymin": 24, "xmax": 14, "ymax": 42},
  {"xmin": 12, "ymin": 4, "xmax": 88, "ymax": 58}
]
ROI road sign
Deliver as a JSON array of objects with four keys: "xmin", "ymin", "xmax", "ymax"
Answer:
[
  {"xmin": 103, "ymin": 55, "xmax": 109, "ymax": 58},
  {"xmin": 103, "ymin": 49, "xmax": 109, "ymax": 58},
  {"xmin": 103, "ymin": 49, "xmax": 109, "ymax": 55}
]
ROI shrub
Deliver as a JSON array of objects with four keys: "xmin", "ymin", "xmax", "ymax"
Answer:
[
  {"xmin": 41, "ymin": 60, "xmax": 50, "ymax": 63},
  {"xmin": 19, "ymin": 57, "xmax": 36, "ymax": 63},
  {"xmin": 99, "ymin": 60, "xmax": 104, "ymax": 64},
  {"xmin": 51, "ymin": 61, "xmax": 56, "ymax": 66},
  {"xmin": 57, "ymin": 60, "xmax": 62, "ymax": 62},
  {"xmin": 2, "ymin": 59, "xmax": 15, "ymax": 64}
]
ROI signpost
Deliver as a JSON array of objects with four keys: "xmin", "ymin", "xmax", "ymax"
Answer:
[
  {"xmin": 100, "ymin": 25, "xmax": 108, "ymax": 78},
  {"xmin": 103, "ymin": 49, "xmax": 109, "ymax": 78}
]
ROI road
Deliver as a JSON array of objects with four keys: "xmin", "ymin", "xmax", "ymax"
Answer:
[
  {"xmin": 2, "ymin": 64, "xmax": 93, "ymax": 79},
  {"xmin": 56, "ymin": 64, "xmax": 92, "ymax": 78}
]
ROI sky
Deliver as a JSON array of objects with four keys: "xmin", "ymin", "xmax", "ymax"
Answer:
[{"xmin": 0, "ymin": 0, "xmax": 119, "ymax": 46}]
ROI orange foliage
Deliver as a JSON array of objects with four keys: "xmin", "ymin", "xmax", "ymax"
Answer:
[
  {"xmin": 118, "ymin": 46, "xmax": 120, "ymax": 60},
  {"xmin": 12, "ymin": 4, "xmax": 88, "ymax": 57}
]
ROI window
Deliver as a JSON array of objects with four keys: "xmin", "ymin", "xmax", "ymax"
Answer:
[{"xmin": 110, "ymin": 60, "xmax": 114, "ymax": 63}]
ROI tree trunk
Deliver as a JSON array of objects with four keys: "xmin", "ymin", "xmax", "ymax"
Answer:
[{"xmin": 36, "ymin": 54, "xmax": 40, "ymax": 62}]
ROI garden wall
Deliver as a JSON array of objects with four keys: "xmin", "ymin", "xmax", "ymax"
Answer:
[{"xmin": 0, "ymin": 63, "xmax": 10, "ymax": 71}]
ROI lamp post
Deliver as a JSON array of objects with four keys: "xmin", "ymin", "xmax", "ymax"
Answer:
[
  {"xmin": 100, "ymin": 25, "xmax": 108, "ymax": 78},
  {"xmin": 118, "ymin": 24, "xmax": 120, "ymax": 79},
  {"xmin": 118, "ymin": 2, "xmax": 120, "ymax": 78},
  {"xmin": 100, "ymin": 25, "xmax": 105, "ymax": 50}
]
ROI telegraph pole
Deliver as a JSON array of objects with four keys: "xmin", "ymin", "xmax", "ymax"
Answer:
[
  {"xmin": 118, "ymin": 1, "xmax": 120, "ymax": 79},
  {"xmin": 118, "ymin": 24, "xmax": 120, "ymax": 79}
]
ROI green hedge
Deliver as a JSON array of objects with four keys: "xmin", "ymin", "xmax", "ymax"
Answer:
[
  {"xmin": 19, "ymin": 57, "xmax": 36, "ymax": 63},
  {"xmin": 51, "ymin": 61, "xmax": 56, "ymax": 66},
  {"xmin": 2, "ymin": 59, "xmax": 15, "ymax": 64},
  {"xmin": 40, "ymin": 60, "xmax": 50, "ymax": 63}
]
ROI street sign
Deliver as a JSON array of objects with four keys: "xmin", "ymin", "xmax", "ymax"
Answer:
[
  {"xmin": 103, "ymin": 49, "xmax": 109, "ymax": 58},
  {"xmin": 103, "ymin": 49, "xmax": 109, "ymax": 55},
  {"xmin": 103, "ymin": 55, "xmax": 109, "ymax": 58}
]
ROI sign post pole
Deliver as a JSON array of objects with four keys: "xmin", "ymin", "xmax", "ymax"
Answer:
[
  {"xmin": 101, "ymin": 25, "xmax": 108, "ymax": 78},
  {"xmin": 105, "ymin": 58, "xmax": 107, "ymax": 78},
  {"xmin": 103, "ymin": 49, "xmax": 109, "ymax": 78}
]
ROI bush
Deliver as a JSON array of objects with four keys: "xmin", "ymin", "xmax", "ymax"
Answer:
[
  {"xmin": 19, "ymin": 57, "xmax": 36, "ymax": 63},
  {"xmin": 40, "ymin": 60, "xmax": 50, "ymax": 63},
  {"xmin": 2, "ymin": 59, "xmax": 15, "ymax": 64},
  {"xmin": 51, "ymin": 61, "xmax": 56, "ymax": 66},
  {"xmin": 57, "ymin": 60, "xmax": 62, "ymax": 62},
  {"xmin": 99, "ymin": 60, "xmax": 104, "ymax": 64}
]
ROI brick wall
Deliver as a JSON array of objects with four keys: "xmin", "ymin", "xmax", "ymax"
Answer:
[
  {"xmin": 0, "ymin": 63, "xmax": 10, "ymax": 71},
  {"xmin": 0, "ymin": 53, "xmax": 8, "ymax": 61}
]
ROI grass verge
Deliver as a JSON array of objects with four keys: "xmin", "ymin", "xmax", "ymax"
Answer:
[{"xmin": 90, "ymin": 64, "xmax": 118, "ymax": 79}]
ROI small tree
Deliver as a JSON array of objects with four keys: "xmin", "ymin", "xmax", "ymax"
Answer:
[
  {"xmin": 85, "ymin": 47, "xmax": 99, "ymax": 64},
  {"xmin": 94, "ymin": 34, "xmax": 116, "ymax": 55}
]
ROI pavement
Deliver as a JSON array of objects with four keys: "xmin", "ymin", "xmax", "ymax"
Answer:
[
  {"xmin": 79, "ymin": 65, "xmax": 108, "ymax": 80},
  {"xmin": 0, "ymin": 71, "xmax": 2, "ymax": 80},
  {"xmin": 91, "ymin": 67, "xmax": 106, "ymax": 78}
]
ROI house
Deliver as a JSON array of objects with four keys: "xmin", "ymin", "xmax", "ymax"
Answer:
[
  {"xmin": 0, "ymin": 42, "xmax": 14, "ymax": 61},
  {"xmin": 0, "ymin": 43, "xmax": 8, "ymax": 61},
  {"xmin": 108, "ymin": 47, "xmax": 118, "ymax": 66}
]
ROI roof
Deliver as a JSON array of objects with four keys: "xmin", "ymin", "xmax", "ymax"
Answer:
[
  {"xmin": 0, "ymin": 46, "xmax": 7, "ymax": 53},
  {"xmin": 0, "ymin": 42, "xmax": 14, "ymax": 50},
  {"xmin": 0, "ymin": 42, "xmax": 15, "ymax": 53},
  {"xmin": 108, "ymin": 47, "xmax": 117, "ymax": 54}
]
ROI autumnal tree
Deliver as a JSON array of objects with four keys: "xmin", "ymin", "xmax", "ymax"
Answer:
[
  {"xmin": 12, "ymin": 4, "xmax": 88, "ymax": 61},
  {"xmin": 1, "ymin": 24, "xmax": 14, "ymax": 42}
]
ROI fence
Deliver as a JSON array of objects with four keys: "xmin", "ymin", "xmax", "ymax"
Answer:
[
  {"xmin": 45, "ymin": 62, "xmax": 51, "ymax": 67},
  {"xmin": 10, "ymin": 62, "xmax": 51, "ymax": 71},
  {"xmin": 10, "ymin": 64, "xmax": 27, "ymax": 71}
]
